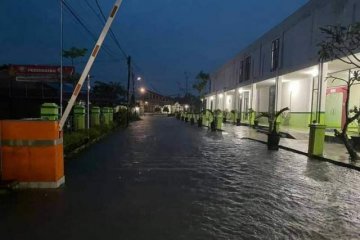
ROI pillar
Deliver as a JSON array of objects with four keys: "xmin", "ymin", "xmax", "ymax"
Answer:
[
  {"xmin": 90, "ymin": 106, "xmax": 100, "ymax": 127},
  {"xmin": 308, "ymin": 61, "xmax": 328, "ymax": 156},
  {"xmin": 102, "ymin": 107, "xmax": 111, "ymax": 126},
  {"xmin": 73, "ymin": 105, "xmax": 85, "ymax": 130},
  {"xmin": 308, "ymin": 124, "xmax": 326, "ymax": 157},
  {"xmin": 40, "ymin": 103, "xmax": 59, "ymax": 121}
]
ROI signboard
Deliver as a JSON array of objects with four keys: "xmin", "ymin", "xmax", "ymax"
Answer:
[{"xmin": 9, "ymin": 65, "xmax": 75, "ymax": 82}]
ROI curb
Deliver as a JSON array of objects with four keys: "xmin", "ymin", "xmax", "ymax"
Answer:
[
  {"xmin": 242, "ymin": 137, "xmax": 360, "ymax": 172},
  {"xmin": 64, "ymin": 134, "xmax": 106, "ymax": 159}
]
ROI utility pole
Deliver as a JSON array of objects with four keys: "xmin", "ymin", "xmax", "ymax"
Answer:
[
  {"xmin": 87, "ymin": 74, "xmax": 91, "ymax": 129},
  {"xmin": 60, "ymin": 0, "xmax": 64, "ymax": 116},
  {"xmin": 126, "ymin": 56, "xmax": 131, "ymax": 127},
  {"xmin": 131, "ymin": 72, "xmax": 135, "ymax": 109}
]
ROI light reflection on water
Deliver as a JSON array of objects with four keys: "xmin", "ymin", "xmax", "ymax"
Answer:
[
  {"xmin": 127, "ymin": 117, "xmax": 360, "ymax": 239},
  {"xmin": 1, "ymin": 116, "xmax": 359, "ymax": 240}
]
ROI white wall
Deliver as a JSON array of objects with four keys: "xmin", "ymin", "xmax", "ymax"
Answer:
[
  {"xmin": 281, "ymin": 78, "xmax": 312, "ymax": 112},
  {"xmin": 257, "ymin": 86, "xmax": 270, "ymax": 112}
]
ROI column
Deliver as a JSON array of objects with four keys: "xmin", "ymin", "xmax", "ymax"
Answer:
[{"xmin": 308, "ymin": 61, "xmax": 328, "ymax": 157}]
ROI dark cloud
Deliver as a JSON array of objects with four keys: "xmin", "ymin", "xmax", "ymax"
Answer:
[{"xmin": 0, "ymin": 0, "xmax": 308, "ymax": 95}]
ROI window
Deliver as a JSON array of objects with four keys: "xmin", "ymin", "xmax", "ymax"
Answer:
[
  {"xmin": 271, "ymin": 39, "xmax": 280, "ymax": 71},
  {"xmin": 239, "ymin": 61, "xmax": 244, "ymax": 83},
  {"xmin": 244, "ymin": 56, "xmax": 251, "ymax": 81}
]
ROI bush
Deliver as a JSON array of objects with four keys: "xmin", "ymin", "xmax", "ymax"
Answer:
[{"xmin": 63, "ymin": 124, "xmax": 116, "ymax": 154}]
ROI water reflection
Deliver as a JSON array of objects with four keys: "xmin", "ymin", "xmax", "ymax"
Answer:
[{"xmin": 1, "ymin": 116, "xmax": 360, "ymax": 240}]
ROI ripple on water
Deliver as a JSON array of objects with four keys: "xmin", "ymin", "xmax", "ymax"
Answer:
[{"xmin": 178, "ymin": 132, "xmax": 360, "ymax": 239}]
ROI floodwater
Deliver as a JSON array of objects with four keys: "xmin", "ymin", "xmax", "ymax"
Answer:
[{"xmin": 1, "ymin": 115, "xmax": 360, "ymax": 240}]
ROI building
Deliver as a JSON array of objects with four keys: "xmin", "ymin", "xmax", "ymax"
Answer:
[
  {"xmin": 0, "ymin": 64, "xmax": 80, "ymax": 119},
  {"xmin": 138, "ymin": 89, "xmax": 174, "ymax": 113},
  {"xmin": 205, "ymin": 0, "xmax": 360, "ymax": 132}
]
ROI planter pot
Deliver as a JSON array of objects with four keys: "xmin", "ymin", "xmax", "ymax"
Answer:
[
  {"xmin": 210, "ymin": 121, "xmax": 216, "ymax": 132},
  {"xmin": 267, "ymin": 132, "xmax": 280, "ymax": 151},
  {"xmin": 190, "ymin": 118, "xmax": 195, "ymax": 125},
  {"xmin": 236, "ymin": 118, "xmax": 241, "ymax": 126},
  {"xmin": 185, "ymin": 117, "xmax": 189, "ymax": 122},
  {"xmin": 197, "ymin": 118, "xmax": 202, "ymax": 127},
  {"xmin": 351, "ymin": 136, "xmax": 360, "ymax": 151}
]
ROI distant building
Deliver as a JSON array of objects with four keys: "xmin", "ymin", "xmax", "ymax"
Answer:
[
  {"xmin": 0, "ymin": 64, "xmax": 84, "ymax": 119},
  {"xmin": 138, "ymin": 89, "xmax": 174, "ymax": 113}
]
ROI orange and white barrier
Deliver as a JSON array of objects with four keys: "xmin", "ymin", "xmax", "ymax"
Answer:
[{"xmin": 0, "ymin": 120, "xmax": 64, "ymax": 188}]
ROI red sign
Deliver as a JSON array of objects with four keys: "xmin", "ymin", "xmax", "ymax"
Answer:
[{"xmin": 9, "ymin": 65, "xmax": 74, "ymax": 76}]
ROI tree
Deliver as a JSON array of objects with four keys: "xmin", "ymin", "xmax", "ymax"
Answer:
[
  {"xmin": 63, "ymin": 47, "xmax": 88, "ymax": 67},
  {"xmin": 318, "ymin": 23, "xmax": 360, "ymax": 160},
  {"xmin": 193, "ymin": 71, "xmax": 210, "ymax": 98},
  {"xmin": 193, "ymin": 71, "xmax": 210, "ymax": 112},
  {"xmin": 92, "ymin": 81, "xmax": 126, "ymax": 106},
  {"xmin": 63, "ymin": 47, "xmax": 88, "ymax": 86}
]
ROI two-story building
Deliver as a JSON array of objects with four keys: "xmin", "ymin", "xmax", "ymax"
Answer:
[{"xmin": 206, "ymin": 0, "xmax": 360, "ymax": 133}]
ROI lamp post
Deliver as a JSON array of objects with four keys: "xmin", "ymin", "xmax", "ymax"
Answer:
[{"xmin": 60, "ymin": 0, "xmax": 64, "ymax": 116}]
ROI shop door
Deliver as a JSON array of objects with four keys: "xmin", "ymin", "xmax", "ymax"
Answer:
[{"xmin": 325, "ymin": 87, "xmax": 347, "ymax": 128}]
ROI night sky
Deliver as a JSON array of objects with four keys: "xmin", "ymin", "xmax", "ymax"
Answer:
[{"xmin": 0, "ymin": 0, "xmax": 308, "ymax": 95}]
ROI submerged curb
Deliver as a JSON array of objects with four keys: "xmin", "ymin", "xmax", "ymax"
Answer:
[{"xmin": 242, "ymin": 137, "xmax": 360, "ymax": 172}]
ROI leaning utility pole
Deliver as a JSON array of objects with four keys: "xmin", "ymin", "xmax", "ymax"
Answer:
[{"xmin": 126, "ymin": 55, "xmax": 131, "ymax": 127}]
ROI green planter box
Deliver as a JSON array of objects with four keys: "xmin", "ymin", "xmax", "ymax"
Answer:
[
  {"xmin": 102, "ymin": 107, "xmax": 111, "ymax": 126},
  {"xmin": 74, "ymin": 105, "xmax": 85, "ymax": 130},
  {"xmin": 308, "ymin": 124, "xmax": 326, "ymax": 157},
  {"xmin": 91, "ymin": 106, "xmax": 101, "ymax": 127},
  {"xmin": 40, "ymin": 103, "xmax": 59, "ymax": 121}
]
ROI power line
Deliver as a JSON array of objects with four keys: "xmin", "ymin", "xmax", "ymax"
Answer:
[
  {"xmin": 68, "ymin": 0, "xmax": 162, "ymax": 94},
  {"xmin": 84, "ymin": 0, "xmax": 105, "ymax": 25},
  {"xmin": 95, "ymin": 0, "xmax": 128, "ymax": 59},
  {"xmin": 62, "ymin": 0, "xmax": 117, "ymax": 59}
]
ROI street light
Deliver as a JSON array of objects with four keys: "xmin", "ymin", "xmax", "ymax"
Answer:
[
  {"xmin": 140, "ymin": 87, "xmax": 146, "ymax": 93},
  {"xmin": 137, "ymin": 77, "xmax": 141, "ymax": 81}
]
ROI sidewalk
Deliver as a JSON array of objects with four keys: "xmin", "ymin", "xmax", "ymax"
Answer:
[{"xmin": 222, "ymin": 124, "xmax": 360, "ymax": 170}]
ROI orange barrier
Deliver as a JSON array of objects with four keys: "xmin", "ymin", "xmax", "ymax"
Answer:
[{"xmin": 0, "ymin": 120, "xmax": 64, "ymax": 188}]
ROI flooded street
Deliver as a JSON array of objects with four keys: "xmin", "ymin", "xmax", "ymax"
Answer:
[{"xmin": 1, "ymin": 115, "xmax": 360, "ymax": 239}]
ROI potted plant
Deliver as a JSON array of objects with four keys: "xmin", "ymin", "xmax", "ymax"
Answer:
[
  {"xmin": 190, "ymin": 113, "xmax": 195, "ymax": 125},
  {"xmin": 248, "ymin": 108, "xmax": 255, "ymax": 126},
  {"xmin": 223, "ymin": 109, "xmax": 228, "ymax": 123},
  {"xmin": 213, "ymin": 109, "xmax": 222, "ymax": 132},
  {"xmin": 236, "ymin": 111, "xmax": 241, "ymax": 126},
  {"xmin": 198, "ymin": 111, "xmax": 203, "ymax": 127},
  {"xmin": 267, "ymin": 107, "xmax": 289, "ymax": 150},
  {"xmin": 230, "ymin": 110, "xmax": 236, "ymax": 125}
]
